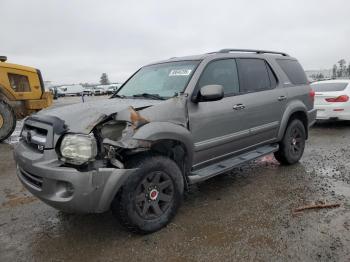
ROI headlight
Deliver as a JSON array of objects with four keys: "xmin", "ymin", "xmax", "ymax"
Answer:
[{"xmin": 60, "ymin": 134, "xmax": 97, "ymax": 165}]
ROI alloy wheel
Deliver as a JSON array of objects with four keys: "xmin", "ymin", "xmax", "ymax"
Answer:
[
  {"xmin": 134, "ymin": 171, "xmax": 174, "ymax": 220},
  {"xmin": 289, "ymin": 126, "xmax": 303, "ymax": 156}
]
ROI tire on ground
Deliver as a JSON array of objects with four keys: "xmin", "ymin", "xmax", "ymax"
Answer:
[
  {"xmin": 111, "ymin": 155, "xmax": 184, "ymax": 234},
  {"xmin": 274, "ymin": 119, "xmax": 306, "ymax": 165},
  {"xmin": 0, "ymin": 100, "xmax": 16, "ymax": 142}
]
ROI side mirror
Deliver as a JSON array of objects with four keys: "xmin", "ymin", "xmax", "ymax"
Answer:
[{"xmin": 198, "ymin": 85, "xmax": 224, "ymax": 102}]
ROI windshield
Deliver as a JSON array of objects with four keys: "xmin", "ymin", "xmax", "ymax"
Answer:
[
  {"xmin": 312, "ymin": 82, "xmax": 348, "ymax": 92},
  {"xmin": 117, "ymin": 60, "xmax": 200, "ymax": 98}
]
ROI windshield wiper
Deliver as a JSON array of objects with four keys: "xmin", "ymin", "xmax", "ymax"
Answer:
[
  {"xmin": 132, "ymin": 93, "xmax": 165, "ymax": 100},
  {"xmin": 110, "ymin": 93, "xmax": 125, "ymax": 99}
]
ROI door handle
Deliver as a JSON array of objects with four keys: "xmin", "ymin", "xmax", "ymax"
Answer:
[
  {"xmin": 233, "ymin": 104, "xmax": 245, "ymax": 110},
  {"xmin": 278, "ymin": 96, "xmax": 287, "ymax": 101}
]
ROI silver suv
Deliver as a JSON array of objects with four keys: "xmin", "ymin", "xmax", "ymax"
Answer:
[{"xmin": 14, "ymin": 49, "xmax": 316, "ymax": 233}]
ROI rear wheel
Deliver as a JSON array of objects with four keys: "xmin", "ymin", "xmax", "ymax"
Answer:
[
  {"xmin": 111, "ymin": 155, "xmax": 184, "ymax": 234},
  {"xmin": 274, "ymin": 119, "xmax": 306, "ymax": 165},
  {"xmin": 0, "ymin": 100, "xmax": 16, "ymax": 142}
]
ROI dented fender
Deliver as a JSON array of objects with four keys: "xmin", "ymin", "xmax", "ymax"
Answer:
[
  {"xmin": 114, "ymin": 95, "xmax": 188, "ymax": 126},
  {"xmin": 105, "ymin": 95, "xmax": 194, "ymax": 166},
  {"xmin": 134, "ymin": 121, "xmax": 194, "ymax": 161}
]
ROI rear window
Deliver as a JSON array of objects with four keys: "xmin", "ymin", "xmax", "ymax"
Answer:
[
  {"xmin": 276, "ymin": 59, "xmax": 308, "ymax": 85},
  {"xmin": 311, "ymin": 82, "xmax": 348, "ymax": 92}
]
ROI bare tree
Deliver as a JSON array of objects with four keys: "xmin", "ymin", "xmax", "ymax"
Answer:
[
  {"xmin": 332, "ymin": 64, "xmax": 338, "ymax": 79},
  {"xmin": 338, "ymin": 59, "xmax": 346, "ymax": 77},
  {"xmin": 100, "ymin": 73, "xmax": 110, "ymax": 85}
]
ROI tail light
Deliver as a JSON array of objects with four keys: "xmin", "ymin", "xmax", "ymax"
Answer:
[
  {"xmin": 325, "ymin": 95, "xmax": 349, "ymax": 103},
  {"xmin": 309, "ymin": 89, "xmax": 315, "ymax": 102}
]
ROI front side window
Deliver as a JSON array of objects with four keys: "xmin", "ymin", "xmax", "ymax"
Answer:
[
  {"xmin": 117, "ymin": 61, "xmax": 199, "ymax": 98},
  {"xmin": 198, "ymin": 59, "xmax": 239, "ymax": 95},
  {"xmin": 8, "ymin": 73, "xmax": 31, "ymax": 92},
  {"xmin": 237, "ymin": 59, "xmax": 274, "ymax": 93}
]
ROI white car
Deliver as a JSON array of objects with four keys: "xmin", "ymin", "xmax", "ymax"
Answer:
[
  {"xmin": 92, "ymin": 87, "xmax": 105, "ymax": 96},
  {"xmin": 58, "ymin": 85, "xmax": 85, "ymax": 96},
  {"xmin": 311, "ymin": 80, "xmax": 350, "ymax": 120},
  {"xmin": 83, "ymin": 88, "xmax": 93, "ymax": 96}
]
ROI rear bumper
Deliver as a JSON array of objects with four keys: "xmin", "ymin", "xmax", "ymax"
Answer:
[
  {"xmin": 14, "ymin": 141, "xmax": 136, "ymax": 213},
  {"xmin": 315, "ymin": 105, "xmax": 350, "ymax": 120}
]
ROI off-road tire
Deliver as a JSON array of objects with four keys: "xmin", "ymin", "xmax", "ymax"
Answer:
[
  {"xmin": 111, "ymin": 155, "xmax": 184, "ymax": 234},
  {"xmin": 274, "ymin": 119, "xmax": 306, "ymax": 165},
  {"xmin": 0, "ymin": 100, "xmax": 16, "ymax": 142}
]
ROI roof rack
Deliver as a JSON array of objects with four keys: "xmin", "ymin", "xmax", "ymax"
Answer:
[{"xmin": 217, "ymin": 49, "xmax": 289, "ymax": 57}]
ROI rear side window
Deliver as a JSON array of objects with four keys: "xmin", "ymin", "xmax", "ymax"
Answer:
[
  {"xmin": 311, "ymin": 82, "xmax": 348, "ymax": 92},
  {"xmin": 237, "ymin": 59, "xmax": 275, "ymax": 93},
  {"xmin": 8, "ymin": 73, "xmax": 31, "ymax": 92},
  {"xmin": 276, "ymin": 59, "xmax": 308, "ymax": 85},
  {"xmin": 198, "ymin": 59, "xmax": 239, "ymax": 95}
]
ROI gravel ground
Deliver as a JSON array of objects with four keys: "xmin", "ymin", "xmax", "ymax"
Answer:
[{"xmin": 0, "ymin": 97, "xmax": 350, "ymax": 261}]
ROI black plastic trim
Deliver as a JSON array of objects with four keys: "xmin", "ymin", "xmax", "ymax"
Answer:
[
  {"xmin": 28, "ymin": 115, "xmax": 67, "ymax": 135},
  {"xmin": 36, "ymin": 69, "xmax": 45, "ymax": 98}
]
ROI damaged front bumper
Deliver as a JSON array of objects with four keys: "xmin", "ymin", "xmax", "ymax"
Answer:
[{"xmin": 14, "ymin": 141, "xmax": 136, "ymax": 213}]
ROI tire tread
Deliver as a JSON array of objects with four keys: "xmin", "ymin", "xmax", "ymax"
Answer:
[
  {"xmin": 112, "ymin": 155, "xmax": 184, "ymax": 234},
  {"xmin": 0, "ymin": 100, "xmax": 16, "ymax": 142}
]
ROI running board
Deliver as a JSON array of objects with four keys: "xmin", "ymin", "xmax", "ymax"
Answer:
[{"xmin": 188, "ymin": 144, "xmax": 279, "ymax": 184}]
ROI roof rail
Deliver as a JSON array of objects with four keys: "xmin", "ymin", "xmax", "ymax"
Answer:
[{"xmin": 217, "ymin": 49, "xmax": 289, "ymax": 56}]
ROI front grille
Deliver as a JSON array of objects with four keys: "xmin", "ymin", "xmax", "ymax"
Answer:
[
  {"xmin": 20, "ymin": 168, "xmax": 43, "ymax": 189},
  {"xmin": 21, "ymin": 115, "xmax": 66, "ymax": 150},
  {"xmin": 21, "ymin": 124, "xmax": 48, "ymax": 152}
]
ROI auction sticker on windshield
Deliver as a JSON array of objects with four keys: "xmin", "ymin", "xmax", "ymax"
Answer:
[{"xmin": 169, "ymin": 69, "xmax": 192, "ymax": 76}]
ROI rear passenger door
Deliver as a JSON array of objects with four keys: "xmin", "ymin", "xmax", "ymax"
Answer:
[{"xmin": 235, "ymin": 58, "xmax": 287, "ymax": 145}]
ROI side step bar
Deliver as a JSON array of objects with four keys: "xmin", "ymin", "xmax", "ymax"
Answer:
[{"xmin": 188, "ymin": 144, "xmax": 279, "ymax": 184}]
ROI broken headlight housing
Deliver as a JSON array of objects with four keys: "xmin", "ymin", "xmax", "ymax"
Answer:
[{"xmin": 60, "ymin": 134, "xmax": 97, "ymax": 165}]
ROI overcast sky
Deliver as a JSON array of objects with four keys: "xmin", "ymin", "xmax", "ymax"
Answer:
[{"xmin": 1, "ymin": 0, "xmax": 350, "ymax": 85}]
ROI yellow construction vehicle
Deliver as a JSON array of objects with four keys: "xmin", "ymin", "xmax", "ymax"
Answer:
[{"xmin": 0, "ymin": 56, "xmax": 53, "ymax": 142}]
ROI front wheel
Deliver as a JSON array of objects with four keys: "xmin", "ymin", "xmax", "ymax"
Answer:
[
  {"xmin": 111, "ymin": 155, "xmax": 184, "ymax": 234},
  {"xmin": 274, "ymin": 119, "xmax": 306, "ymax": 165}
]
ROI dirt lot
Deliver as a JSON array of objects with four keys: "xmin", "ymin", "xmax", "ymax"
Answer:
[{"xmin": 1, "ymin": 97, "xmax": 350, "ymax": 261}]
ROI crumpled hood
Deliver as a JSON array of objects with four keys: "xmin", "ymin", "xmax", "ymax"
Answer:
[{"xmin": 37, "ymin": 98, "xmax": 162, "ymax": 134}]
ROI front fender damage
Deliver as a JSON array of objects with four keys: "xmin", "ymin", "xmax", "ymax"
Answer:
[
  {"xmin": 98, "ymin": 96, "xmax": 188, "ymax": 168},
  {"xmin": 114, "ymin": 95, "xmax": 188, "ymax": 127}
]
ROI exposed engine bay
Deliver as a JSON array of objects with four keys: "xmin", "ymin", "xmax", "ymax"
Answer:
[{"xmin": 91, "ymin": 96, "xmax": 189, "ymax": 170}]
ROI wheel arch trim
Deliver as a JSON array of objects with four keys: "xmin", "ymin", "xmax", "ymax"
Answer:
[
  {"xmin": 278, "ymin": 101, "xmax": 308, "ymax": 140},
  {"xmin": 133, "ymin": 122, "xmax": 194, "ymax": 170}
]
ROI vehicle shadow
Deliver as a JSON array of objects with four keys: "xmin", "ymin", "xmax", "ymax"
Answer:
[
  {"xmin": 312, "ymin": 120, "xmax": 350, "ymax": 129},
  {"xmin": 29, "ymin": 158, "xmax": 311, "ymax": 261}
]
